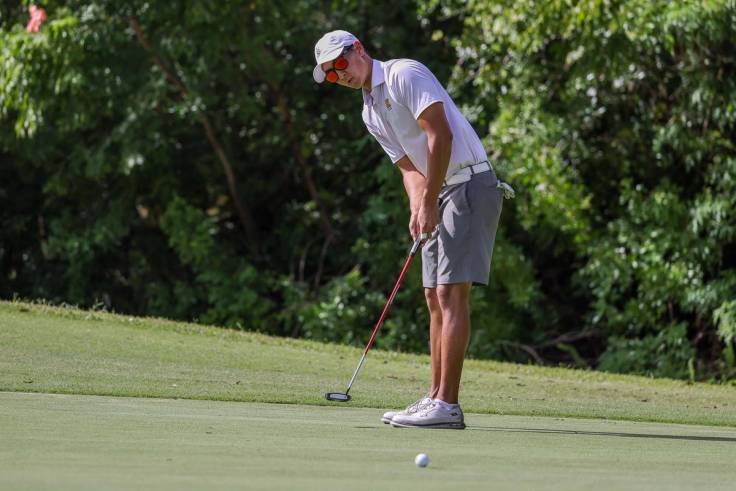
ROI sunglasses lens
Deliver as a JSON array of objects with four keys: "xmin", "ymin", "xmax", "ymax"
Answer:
[
  {"xmin": 326, "ymin": 71, "xmax": 339, "ymax": 83},
  {"xmin": 334, "ymin": 57, "xmax": 348, "ymax": 70}
]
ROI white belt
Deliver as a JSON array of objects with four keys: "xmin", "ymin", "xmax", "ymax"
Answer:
[
  {"xmin": 443, "ymin": 161, "xmax": 517, "ymax": 199},
  {"xmin": 443, "ymin": 161, "xmax": 492, "ymax": 186}
]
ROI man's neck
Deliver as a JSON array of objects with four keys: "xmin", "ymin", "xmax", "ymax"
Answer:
[{"xmin": 362, "ymin": 57, "xmax": 374, "ymax": 91}]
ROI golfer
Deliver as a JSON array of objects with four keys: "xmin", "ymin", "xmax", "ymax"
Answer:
[{"xmin": 313, "ymin": 30, "xmax": 511, "ymax": 429}]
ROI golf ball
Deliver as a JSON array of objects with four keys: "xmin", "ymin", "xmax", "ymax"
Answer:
[{"xmin": 415, "ymin": 453, "xmax": 429, "ymax": 467}]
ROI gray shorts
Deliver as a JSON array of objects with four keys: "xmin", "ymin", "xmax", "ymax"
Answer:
[{"xmin": 422, "ymin": 170, "xmax": 503, "ymax": 288}]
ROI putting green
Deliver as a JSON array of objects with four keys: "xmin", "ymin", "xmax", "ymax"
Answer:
[{"xmin": 2, "ymin": 392, "xmax": 735, "ymax": 490}]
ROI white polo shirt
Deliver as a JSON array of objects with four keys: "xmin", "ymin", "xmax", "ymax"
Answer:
[{"xmin": 361, "ymin": 59, "xmax": 490, "ymax": 183}]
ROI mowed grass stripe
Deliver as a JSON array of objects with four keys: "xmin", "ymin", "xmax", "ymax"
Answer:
[
  {"xmin": 1, "ymin": 301, "xmax": 735, "ymax": 426},
  {"xmin": 2, "ymin": 392, "xmax": 736, "ymax": 491}
]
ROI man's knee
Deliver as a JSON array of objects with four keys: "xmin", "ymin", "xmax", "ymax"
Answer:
[
  {"xmin": 436, "ymin": 283, "xmax": 470, "ymax": 312},
  {"xmin": 424, "ymin": 288, "xmax": 441, "ymax": 312}
]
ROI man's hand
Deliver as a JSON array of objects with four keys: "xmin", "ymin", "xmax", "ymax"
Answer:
[
  {"xmin": 417, "ymin": 195, "xmax": 440, "ymax": 235},
  {"xmin": 409, "ymin": 211, "xmax": 420, "ymax": 240}
]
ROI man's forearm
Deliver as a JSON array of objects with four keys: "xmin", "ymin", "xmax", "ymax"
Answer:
[
  {"xmin": 402, "ymin": 170, "xmax": 426, "ymax": 214},
  {"xmin": 422, "ymin": 132, "xmax": 452, "ymax": 205}
]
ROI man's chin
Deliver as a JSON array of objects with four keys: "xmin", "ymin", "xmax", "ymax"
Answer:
[{"xmin": 341, "ymin": 79, "xmax": 361, "ymax": 89}]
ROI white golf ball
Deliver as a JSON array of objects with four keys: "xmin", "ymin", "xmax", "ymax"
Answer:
[{"xmin": 415, "ymin": 453, "xmax": 429, "ymax": 467}]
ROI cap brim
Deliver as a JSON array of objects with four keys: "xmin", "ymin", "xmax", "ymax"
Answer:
[
  {"xmin": 313, "ymin": 44, "xmax": 350, "ymax": 83},
  {"xmin": 313, "ymin": 65, "xmax": 326, "ymax": 83}
]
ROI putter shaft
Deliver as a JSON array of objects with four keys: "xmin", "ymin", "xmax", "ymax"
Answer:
[{"xmin": 342, "ymin": 233, "xmax": 427, "ymax": 395}]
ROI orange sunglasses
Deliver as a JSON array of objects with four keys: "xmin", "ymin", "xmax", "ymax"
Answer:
[{"xmin": 324, "ymin": 46, "xmax": 354, "ymax": 83}]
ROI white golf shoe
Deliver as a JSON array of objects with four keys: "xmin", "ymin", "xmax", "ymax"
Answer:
[
  {"xmin": 390, "ymin": 400, "xmax": 466, "ymax": 429},
  {"xmin": 381, "ymin": 396, "xmax": 433, "ymax": 424}
]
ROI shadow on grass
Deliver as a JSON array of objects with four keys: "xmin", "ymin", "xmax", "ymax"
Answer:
[{"xmin": 467, "ymin": 426, "xmax": 736, "ymax": 443}]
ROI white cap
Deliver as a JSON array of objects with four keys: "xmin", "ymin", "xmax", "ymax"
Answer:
[{"xmin": 312, "ymin": 30, "xmax": 358, "ymax": 83}]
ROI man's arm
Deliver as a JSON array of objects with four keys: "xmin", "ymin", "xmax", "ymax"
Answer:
[
  {"xmin": 417, "ymin": 101, "xmax": 453, "ymax": 233},
  {"xmin": 396, "ymin": 155, "xmax": 426, "ymax": 239}
]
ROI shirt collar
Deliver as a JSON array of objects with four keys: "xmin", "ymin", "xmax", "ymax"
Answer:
[{"xmin": 362, "ymin": 59, "xmax": 385, "ymax": 107}]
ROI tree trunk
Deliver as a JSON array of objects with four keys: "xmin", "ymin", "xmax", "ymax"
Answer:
[{"xmin": 127, "ymin": 16, "xmax": 259, "ymax": 254}]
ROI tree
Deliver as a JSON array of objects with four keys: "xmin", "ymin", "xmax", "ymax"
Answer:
[{"xmin": 425, "ymin": 0, "xmax": 736, "ymax": 378}]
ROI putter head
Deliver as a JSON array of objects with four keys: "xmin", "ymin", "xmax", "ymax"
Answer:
[{"xmin": 325, "ymin": 392, "xmax": 351, "ymax": 402}]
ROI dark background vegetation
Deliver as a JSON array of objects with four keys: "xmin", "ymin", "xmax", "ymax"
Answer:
[{"xmin": 1, "ymin": 0, "xmax": 734, "ymax": 381}]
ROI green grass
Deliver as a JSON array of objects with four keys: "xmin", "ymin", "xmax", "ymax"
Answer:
[
  {"xmin": 1, "ymin": 300, "xmax": 735, "ymax": 426},
  {"xmin": 3, "ymin": 392, "xmax": 736, "ymax": 491},
  {"xmin": 3, "ymin": 300, "xmax": 736, "ymax": 490}
]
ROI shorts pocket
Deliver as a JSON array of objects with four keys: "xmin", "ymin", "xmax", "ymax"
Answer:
[
  {"xmin": 469, "ymin": 173, "xmax": 500, "ymax": 211},
  {"xmin": 449, "ymin": 182, "xmax": 472, "ymax": 215}
]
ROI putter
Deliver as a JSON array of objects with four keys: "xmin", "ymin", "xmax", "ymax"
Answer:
[{"xmin": 325, "ymin": 231, "xmax": 430, "ymax": 402}]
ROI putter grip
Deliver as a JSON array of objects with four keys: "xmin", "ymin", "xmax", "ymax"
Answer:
[
  {"xmin": 410, "ymin": 233, "xmax": 427, "ymax": 256},
  {"xmin": 411, "ymin": 226, "xmax": 439, "ymax": 255}
]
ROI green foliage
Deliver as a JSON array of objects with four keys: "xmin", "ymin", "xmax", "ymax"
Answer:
[
  {"xmin": 0, "ymin": 0, "xmax": 454, "ymax": 344},
  {"xmin": 1, "ymin": 0, "xmax": 734, "ymax": 381},
  {"xmin": 158, "ymin": 196, "xmax": 272, "ymax": 329},
  {"xmin": 714, "ymin": 300, "xmax": 736, "ymax": 375},
  {"xmin": 715, "ymin": 300, "xmax": 736, "ymax": 345},
  {"xmin": 422, "ymin": 0, "xmax": 736, "ymax": 377},
  {"xmin": 278, "ymin": 268, "xmax": 382, "ymax": 345},
  {"xmin": 598, "ymin": 323, "xmax": 695, "ymax": 379}
]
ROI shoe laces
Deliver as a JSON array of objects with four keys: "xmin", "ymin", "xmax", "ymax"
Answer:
[
  {"xmin": 417, "ymin": 401, "xmax": 439, "ymax": 417},
  {"xmin": 406, "ymin": 396, "xmax": 432, "ymax": 414}
]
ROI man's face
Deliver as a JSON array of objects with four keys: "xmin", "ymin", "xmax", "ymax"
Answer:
[{"xmin": 320, "ymin": 43, "xmax": 368, "ymax": 89}]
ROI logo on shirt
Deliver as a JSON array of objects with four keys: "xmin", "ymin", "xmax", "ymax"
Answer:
[{"xmin": 384, "ymin": 98, "xmax": 392, "ymax": 111}]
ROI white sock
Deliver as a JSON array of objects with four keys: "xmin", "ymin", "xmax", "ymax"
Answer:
[{"xmin": 434, "ymin": 399, "xmax": 459, "ymax": 410}]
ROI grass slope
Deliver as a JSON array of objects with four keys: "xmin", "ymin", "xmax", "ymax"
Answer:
[{"xmin": 1, "ymin": 301, "xmax": 735, "ymax": 426}]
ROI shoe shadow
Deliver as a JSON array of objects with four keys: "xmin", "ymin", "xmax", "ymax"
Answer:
[{"xmin": 467, "ymin": 425, "xmax": 736, "ymax": 443}]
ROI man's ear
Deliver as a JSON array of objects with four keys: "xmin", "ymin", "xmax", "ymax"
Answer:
[{"xmin": 353, "ymin": 40, "xmax": 365, "ymax": 56}]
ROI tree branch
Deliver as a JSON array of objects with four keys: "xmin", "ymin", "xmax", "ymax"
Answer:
[
  {"xmin": 127, "ymin": 15, "xmax": 259, "ymax": 253},
  {"xmin": 536, "ymin": 329, "xmax": 601, "ymax": 349},
  {"xmin": 499, "ymin": 329, "xmax": 601, "ymax": 366},
  {"xmin": 268, "ymin": 83, "xmax": 335, "ymax": 286},
  {"xmin": 498, "ymin": 340, "xmax": 546, "ymax": 365}
]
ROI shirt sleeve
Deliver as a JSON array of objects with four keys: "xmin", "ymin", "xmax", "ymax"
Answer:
[
  {"xmin": 389, "ymin": 60, "xmax": 445, "ymax": 120},
  {"xmin": 364, "ymin": 119, "xmax": 406, "ymax": 164}
]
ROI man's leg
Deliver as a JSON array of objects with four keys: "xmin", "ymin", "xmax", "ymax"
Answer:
[
  {"xmin": 425, "ymin": 288, "xmax": 443, "ymax": 399},
  {"xmin": 435, "ymin": 282, "xmax": 471, "ymax": 404},
  {"xmin": 381, "ymin": 288, "xmax": 441, "ymax": 425},
  {"xmin": 390, "ymin": 281, "xmax": 470, "ymax": 429}
]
